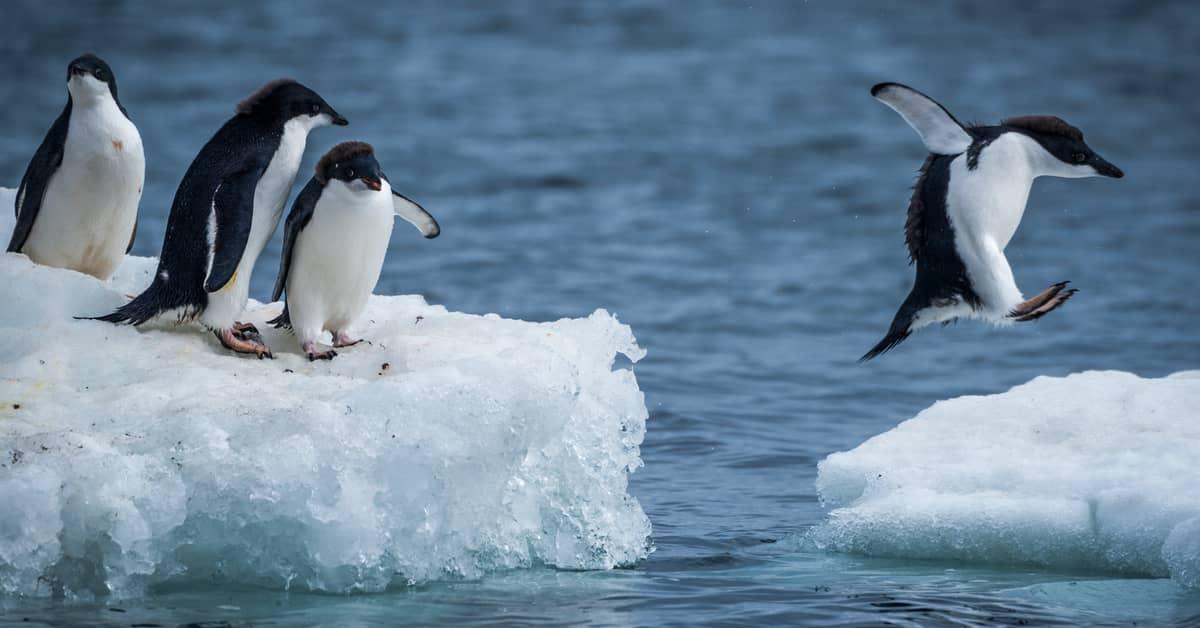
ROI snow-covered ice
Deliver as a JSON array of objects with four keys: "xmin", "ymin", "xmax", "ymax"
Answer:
[
  {"xmin": 812, "ymin": 370, "xmax": 1200, "ymax": 588},
  {"xmin": 0, "ymin": 188, "xmax": 651, "ymax": 598}
]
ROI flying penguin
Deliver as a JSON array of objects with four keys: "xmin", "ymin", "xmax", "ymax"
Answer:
[
  {"xmin": 7, "ymin": 53, "xmax": 143, "ymax": 280},
  {"xmin": 90, "ymin": 78, "xmax": 347, "ymax": 358},
  {"xmin": 268, "ymin": 141, "xmax": 440, "ymax": 360},
  {"xmin": 861, "ymin": 82, "xmax": 1124, "ymax": 361}
]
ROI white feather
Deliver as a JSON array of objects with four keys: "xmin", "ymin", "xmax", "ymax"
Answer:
[
  {"xmin": 945, "ymin": 133, "xmax": 1039, "ymax": 320},
  {"xmin": 204, "ymin": 185, "xmax": 219, "ymax": 283}
]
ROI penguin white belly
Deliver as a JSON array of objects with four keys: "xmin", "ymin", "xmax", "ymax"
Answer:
[
  {"xmin": 946, "ymin": 137, "xmax": 1036, "ymax": 318},
  {"xmin": 201, "ymin": 118, "xmax": 311, "ymax": 330},
  {"xmin": 22, "ymin": 104, "xmax": 143, "ymax": 280},
  {"xmin": 286, "ymin": 185, "xmax": 394, "ymax": 345}
]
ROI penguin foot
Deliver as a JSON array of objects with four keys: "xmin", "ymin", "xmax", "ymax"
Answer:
[
  {"xmin": 303, "ymin": 342, "xmax": 337, "ymax": 361},
  {"xmin": 216, "ymin": 327, "xmax": 273, "ymax": 359},
  {"xmin": 332, "ymin": 332, "xmax": 361, "ymax": 348},
  {"xmin": 232, "ymin": 321, "xmax": 260, "ymax": 335},
  {"xmin": 1010, "ymin": 282, "xmax": 1077, "ymax": 322}
]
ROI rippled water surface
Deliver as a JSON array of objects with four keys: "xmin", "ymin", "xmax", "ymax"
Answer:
[{"xmin": 2, "ymin": 0, "xmax": 1199, "ymax": 625}]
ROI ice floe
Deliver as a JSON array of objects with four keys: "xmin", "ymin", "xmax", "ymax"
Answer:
[
  {"xmin": 0, "ymin": 188, "xmax": 651, "ymax": 597},
  {"xmin": 813, "ymin": 370, "xmax": 1200, "ymax": 588}
]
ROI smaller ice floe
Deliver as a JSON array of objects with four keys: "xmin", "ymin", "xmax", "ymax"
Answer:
[
  {"xmin": 812, "ymin": 370, "xmax": 1200, "ymax": 589},
  {"xmin": 0, "ymin": 188, "xmax": 651, "ymax": 598}
]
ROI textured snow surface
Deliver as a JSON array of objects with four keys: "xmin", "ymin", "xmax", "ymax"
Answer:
[
  {"xmin": 0, "ymin": 189, "xmax": 651, "ymax": 598},
  {"xmin": 813, "ymin": 370, "xmax": 1200, "ymax": 588}
]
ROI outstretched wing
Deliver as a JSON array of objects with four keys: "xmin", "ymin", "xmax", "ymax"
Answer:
[
  {"xmin": 871, "ymin": 83, "xmax": 973, "ymax": 155},
  {"xmin": 272, "ymin": 177, "xmax": 322, "ymax": 302},
  {"xmin": 388, "ymin": 179, "xmax": 440, "ymax": 239},
  {"xmin": 204, "ymin": 163, "xmax": 265, "ymax": 293},
  {"xmin": 7, "ymin": 103, "xmax": 70, "ymax": 253}
]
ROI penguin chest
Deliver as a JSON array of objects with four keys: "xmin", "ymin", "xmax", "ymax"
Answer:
[
  {"xmin": 288, "ymin": 193, "xmax": 394, "ymax": 332},
  {"xmin": 25, "ymin": 105, "xmax": 144, "ymax": 279},
  {"xmin": 947, "ymin": 136, "xmax": 1034, "ymax": 251},
  {"xmin": 243, "ymin": 119, "xmax": 312, "ymax": 274},
  {"xmin": 944, "ymin": 139, "xmax": 1036, "ymax": 314}
]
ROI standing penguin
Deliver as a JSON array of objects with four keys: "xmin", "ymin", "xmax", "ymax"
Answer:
[
  {"xmin": 861, "ymin": 83, "xmax": 1124, "ymax": 361},
  {"xmin": 268, "ymin": 141, "xmax": 440, "ymax": 360},
  {"xmin": 7, "ymin": 54, "xmax": 143, "ymax": 280},
  {"xmin": 91, "ymin": 78, "xmax": 347, "ymax": 357}
]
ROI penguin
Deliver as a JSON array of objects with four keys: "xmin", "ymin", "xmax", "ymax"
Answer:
[
  {"xmin": 860, "ymin": 82, "xmax": 1124, "ymax": 361},
  {"xmin": 90, "ymin": 78, "xmax": 347, "ymax": 358},
  {"xmin": 267, "ymin": 141, "xmax": 440, "ymax": 360},
  {"xmin": 7, "ymin": 53, "xmax": 143, "ymax": 280}
]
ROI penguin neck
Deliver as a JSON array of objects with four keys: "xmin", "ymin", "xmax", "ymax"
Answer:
[
  {"xmin": 66, "ymin": 79, "xmax": 121, "ymax": 114},
  {"xmin": 1002, "ymin": 132, "xmax": 1065, "ymax": 181},
  {"xmin": 973, "ymin": 133, "xmax": 1039, "ymax": 185},
  {"xmin": 67, "ymin": 92, "xmax": 125, "ymax": 128},
  {"xmin": 270, "ymin": 117, "xmax": 320, "ymax": 184}
]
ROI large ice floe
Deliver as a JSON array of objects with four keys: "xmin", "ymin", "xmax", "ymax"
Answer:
[
  {"xmin": 813, "ymin": 370, "xmax": 1200, "ymax": 589},
  {"xmin": 0, "ymin": 188, "xmax": 650, "ymax": 598}
]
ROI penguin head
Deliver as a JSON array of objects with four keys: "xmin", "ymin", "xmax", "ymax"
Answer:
[
  {"xmin": 1003, "ymin": 115, "xmax": 1124, "ymax": 179},
  {"xmin": 316, "ymin": 141, "xmax": 387, "ymax": 194},
  {"xmin": 235, "ymin": 78, "xmax": 349, "ymax": 128},
  {"xmin": 66, "ymin": 53, "xmax": 119, "ymax": 104}
]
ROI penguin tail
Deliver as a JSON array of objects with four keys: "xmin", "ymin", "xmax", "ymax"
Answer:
[
  {"xmin": 267, "ymin": 304, "xmax": 291, "ymax": 330},
  {"xmin": 80, "ymin": 276, "xmax": 190, "ymax": 326},
  {"xmin": 859, "ymin": 293, "xmax": 922, "ymax": 362}
]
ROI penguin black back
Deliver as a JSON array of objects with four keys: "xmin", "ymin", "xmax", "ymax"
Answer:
[{"xmin": 861, "ymin": 154, "xmax": 981, "ymax": 361}]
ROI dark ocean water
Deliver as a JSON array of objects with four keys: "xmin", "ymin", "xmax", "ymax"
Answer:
[{"xmin": 2, "ymin": 0, "xmax": 1199, "ymax": 625}]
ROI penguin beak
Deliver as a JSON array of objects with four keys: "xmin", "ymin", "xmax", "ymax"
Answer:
[
  {"xmin": 330, "ymin": 111, "xmax": 349, "ymax": 126},
  {"xmin": 361, "ymin": 176, "xmax": 382, "ymax": 191},
  {"xmin": 67, "ymin": 64, "xmax": 86, "ymax": 79},
  {"xmin": 1091, "ymin": 155, "xmax": 1124, "ymax": 179}
]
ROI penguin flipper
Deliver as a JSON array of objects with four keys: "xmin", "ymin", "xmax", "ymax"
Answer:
[
  {"xmin": 267, "ymin": 303, "xmax": 291, "ymax": 330},
  {"xmin": 871, "ymin": 83, "xmax": 973, "ymax": 155},
  {"xmin": 272, "ymin": 178, "xmax": 322, "ymax": 302},
  {"xmin": 204, "ymin": 164, "xmax": 266, "ymax": 293},
  {"xmin": 391, "ymin": 189, "xmax": 440, "ymax": 239},
  {"xmin": 125, "ymin": 215, "xmax": 138, "ymax": 254},
  {"xmin": 7, "ymin": 104, "xmax": 70, "ymax": 253}
]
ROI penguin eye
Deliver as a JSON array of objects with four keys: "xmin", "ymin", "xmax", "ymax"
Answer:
[
  {"xmin": 94, "ymin": 69, "xmax": 106, "ymax": 81},
  {"xmin": 346, "ymin": 168, "xmax": 355, "ymax": 178},
  {"xmin": 310, "ymin": 103, "xmax": 321, "ymax": 115},
  {"xmin": 1071, "ymin": 152, "xmax": 1087, "ymax": 164}
]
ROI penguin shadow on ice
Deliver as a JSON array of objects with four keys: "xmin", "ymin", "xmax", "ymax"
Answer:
[
  {"xmin": 7, "ymin": 53, "xmax": 144, "ymax": 282},
  {"xmin": 267, "ymin": 141, "xmax": 440, "ymax": 361},
  {"xmin": 82, "ymin": 77, "xmax": 348, "ymax": 358},
  {"xmin": 860, "ymin": 82, "xmax": 1124, "ymax": 361}
]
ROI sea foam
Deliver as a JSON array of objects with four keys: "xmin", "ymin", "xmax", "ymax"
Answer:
[
  {"xmin": 812, "ymin": 370, "xmax": 1200, "ymax": 588},
  {"xmin": 0, "ymin": 188, "xmax": 651, "ymax": 598}
]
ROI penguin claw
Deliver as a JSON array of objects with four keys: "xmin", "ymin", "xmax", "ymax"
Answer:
[
  {"xmin": 232, "ymin": 321, "xmax": 260, "ymax": 335},
  {"xmin": 306, "ymin": 349, "xmax": 337, "ymax": 361},
  {"xmin": 1011, "ymin": 286, "xmax": 1078, "ymax": 322},
  {"xmin": 1008, "ymin": 281, "xmax": 1071, "ymax": 319},
  {"xmin": 215, "ymin": 328, "xmax": 273, "ymax": 359},
  {"xmin": 332, "ymin": 333, "xmax": 361, "ymax": 348},
  {"xmin": 303, "ymin": 342, "xmax": 337, "ymax": 361}
]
